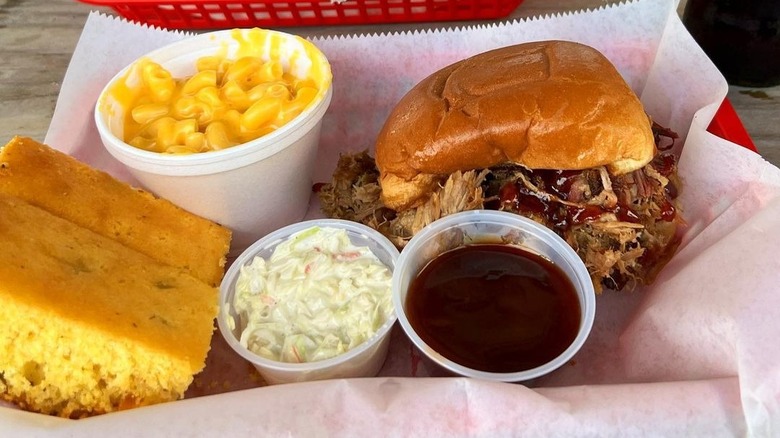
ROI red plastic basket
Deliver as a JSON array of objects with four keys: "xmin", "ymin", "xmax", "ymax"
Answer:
[
  {"xmin": 79, "ymin": 0, "xmax": 525, "ymax": 29},
  {"xmin": 709, "ymin": 98, "xmax": 757, "ymax": 152}
]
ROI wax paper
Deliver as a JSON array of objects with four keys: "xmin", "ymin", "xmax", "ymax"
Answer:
[{"xmin": 2, "ymin": 0, "xmax": 779, "ymax": 435}]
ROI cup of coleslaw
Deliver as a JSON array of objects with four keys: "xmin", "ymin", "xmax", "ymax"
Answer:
[
  {"xmin": 218, "ymin": 219, "xmax": 400, "ymax": 385},
  {"xmin": 95, "ymin": 28, "xmax": 333, "ymax": 255}
]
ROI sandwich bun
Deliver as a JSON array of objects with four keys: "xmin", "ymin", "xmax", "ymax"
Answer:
[{"xmin": 376, "ymin": 40, "xmax": 656, "ymax": 211}]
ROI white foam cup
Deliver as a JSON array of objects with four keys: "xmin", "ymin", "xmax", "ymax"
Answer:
[{"xmin": 95, "ymin": 28, "xmax": 333, "ymax": 254}]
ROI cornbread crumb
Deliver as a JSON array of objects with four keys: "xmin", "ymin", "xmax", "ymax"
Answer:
[
  {"xmin": 0, "ymin": 194, "xmax": 218, "ymax": 418},
  {"xmin": 0, "ymin": 136, "xmax": 231, "ymax": 287}
]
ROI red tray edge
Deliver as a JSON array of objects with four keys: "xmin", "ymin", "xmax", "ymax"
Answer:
[{"xmin": 708, "ymin": 98, "xmax": 757, "ymax": 152}]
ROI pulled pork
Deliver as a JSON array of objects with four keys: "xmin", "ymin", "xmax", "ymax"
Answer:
[
  {"xmin": 317, "ymin": 126, "xmax": 682, "ymax": 292},
  {"xmin": 317, "ymin": 151, "xmax": 488, "ymax": 249},
  {"xmin": 486, "ymin": 157, "xmax": 682, "ymax": 292}
]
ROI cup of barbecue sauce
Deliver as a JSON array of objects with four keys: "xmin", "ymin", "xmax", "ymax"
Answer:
[{"xmin": 392, "ymin": 210, "xmax": 596, "ymax": 382}]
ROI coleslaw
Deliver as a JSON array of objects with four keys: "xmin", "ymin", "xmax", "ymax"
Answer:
[{"xmin": 231, "ymin": 226, "xmax": 393, "ymax": 363}]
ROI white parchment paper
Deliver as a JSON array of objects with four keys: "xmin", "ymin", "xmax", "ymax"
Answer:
[{"xmin": 3, "ymin": 0, "xmax": 779, "ymax": 435}]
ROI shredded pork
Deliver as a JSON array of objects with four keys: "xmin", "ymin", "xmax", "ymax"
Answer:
[{"xmin": 317, "ymin": 133, "xmax": 682, "ymax": 293}]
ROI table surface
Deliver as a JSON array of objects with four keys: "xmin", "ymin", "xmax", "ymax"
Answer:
[{"xmin": 1, "ymin": 0, "xmax": 778, "ymax": 166}]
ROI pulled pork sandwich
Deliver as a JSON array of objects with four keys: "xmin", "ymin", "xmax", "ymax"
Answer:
[{"xmin": 317, "ymin": 40, "xmax": 683, "ymax": 292}]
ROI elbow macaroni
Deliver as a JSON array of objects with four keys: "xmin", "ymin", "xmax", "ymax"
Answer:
[{"xmin": 122, "ymin": 55, "xmax": 320, "ymax": 154}]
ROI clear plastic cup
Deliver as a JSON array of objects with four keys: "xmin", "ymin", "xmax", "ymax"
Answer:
[
  {"xmin": 392, "ymin": 210, "xmax": 596, "ymax": 382},
  {"xmin": 218, "ymin": 219, "xmax": 400, "ymax": 385},
  {"xmin": 94, "ymin": 28, "xmax": 333, "ymax": 255}
]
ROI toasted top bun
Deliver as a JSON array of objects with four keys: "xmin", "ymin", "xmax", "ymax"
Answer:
[{"xmin": 376, "ymin": 40, "xmax": 656, "ymax": 211}]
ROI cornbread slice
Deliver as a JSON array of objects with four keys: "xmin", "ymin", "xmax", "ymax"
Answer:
[
  {"xmin": 0, "ymin": 193, "xmax": 218, "ymax": 418},
  {"xmin": 0, "ymin": 136, "xmax": 231, "ymax": 287}
]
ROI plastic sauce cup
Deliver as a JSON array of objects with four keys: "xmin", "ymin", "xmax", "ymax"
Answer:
[
  {"xmin": 392, "ymin": 210, "xmax": 596, "ymax": 382},
  {"xmin": 218, "ymin": 219, "xmax": 400, "ymax": 385}
]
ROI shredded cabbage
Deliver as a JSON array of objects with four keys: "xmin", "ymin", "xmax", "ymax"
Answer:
[{"xmin": 232, "ymin": 226, "xmax": 393, "ymax": 363}]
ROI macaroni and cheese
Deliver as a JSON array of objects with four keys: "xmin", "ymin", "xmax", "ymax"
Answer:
[
  {"xmin": 104, "ymin": 28, "xmax": 331, "ymax": 155},
  {"xmin": 118, "ymin": 55, "xmax": 320, "ymax": 154}
]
